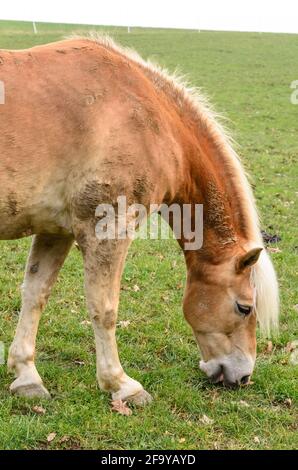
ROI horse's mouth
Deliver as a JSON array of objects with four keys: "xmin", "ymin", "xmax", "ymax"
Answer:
[
  {"xmin": 200, "ymin": 359, "xmax": 252, "ymax": 388},
  {"xmin": 210, "ymin": 365, "xmax": 224, "ymax": 384},
  {"xmin": 200, "ymin": 359, "xmax": 224, "ymax": 384},
  {"xmin": 210, "ymin": 369, "xmax": 250, "ymax": 387}
]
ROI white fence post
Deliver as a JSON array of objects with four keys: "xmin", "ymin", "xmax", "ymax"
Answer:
[{"xmin": 33, "ymin": 22, "xmax": 38, "ymax": 34}]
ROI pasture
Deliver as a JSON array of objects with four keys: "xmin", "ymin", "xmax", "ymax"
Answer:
[{"xmin": 0, "ymin": 20, "xmax": 297, "ymax": 450}]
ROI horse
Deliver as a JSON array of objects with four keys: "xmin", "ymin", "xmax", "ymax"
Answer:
[{"xmin": 0, "ymin": 34, "xmax": 279, "ymax": 405}]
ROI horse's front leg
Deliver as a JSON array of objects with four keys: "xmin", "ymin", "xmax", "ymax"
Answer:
[
  {"xmin": 77, "ymin": 230, "xmax": 152, "ymax": 406},
  {"xmin": 8, "ymin": 234, "xmax": 73, "ymax": 398}
]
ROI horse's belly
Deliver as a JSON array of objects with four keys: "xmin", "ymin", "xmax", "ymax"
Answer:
[
  {"xmin": 0, "ymin": 215, "xmax": 72, "ymax": 240},
  {"xmin": 0, "ymin": 217, "xmax": 31, "ymax": 239},
  {"xmin": 0, "ymin": 195, "xmax": 72, "ymax": 240}
]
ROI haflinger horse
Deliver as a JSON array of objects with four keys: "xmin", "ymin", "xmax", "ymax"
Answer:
[{"xmin": 0, "ymin": 35, "xmax": 278, "ymax": 405}]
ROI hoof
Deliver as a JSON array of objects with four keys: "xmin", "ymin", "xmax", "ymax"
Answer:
[
  {"xmin": 126, "ymin": 389, "xmax": 153, "ymax": 407},
  {"xmin": 10, "ymin": 381, "xmax": 51, "ymax": 399}
]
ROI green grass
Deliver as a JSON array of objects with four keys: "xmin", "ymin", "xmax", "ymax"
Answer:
[{"xmin": 0, "ymin": 20, "xmax": 297, "ymax": 450}]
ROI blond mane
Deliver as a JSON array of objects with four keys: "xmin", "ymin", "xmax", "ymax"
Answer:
[{"xmin": 68, "ymin": 33, "xmax": 279, "ymax": 335}]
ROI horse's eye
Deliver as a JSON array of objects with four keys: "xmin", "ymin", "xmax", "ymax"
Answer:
[{"xmin": 235, "ymin": 302, "xmax": 253, "ymax": 316}]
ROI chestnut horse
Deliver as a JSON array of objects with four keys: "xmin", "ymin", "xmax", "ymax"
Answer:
[{"xmin": 0, "ymin": 35, "xmax": 278, "ymax": 405}]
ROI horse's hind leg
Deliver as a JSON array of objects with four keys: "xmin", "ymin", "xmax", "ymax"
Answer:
[
  {"xmin": 8, "ymin": 234, "xmax": 73, "ymax": 398},
  {"xmin": 77, "ymin": 228, "xmax": 152, "ymax": 406}
]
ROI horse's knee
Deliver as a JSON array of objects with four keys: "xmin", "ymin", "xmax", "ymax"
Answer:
[
  {"xmin": 102, "ymin": 309, "xmax": 117, "ymax": 329},
  {"xmin": 90, "ymin": 306, "xmax": 117, "ymax": 329}
]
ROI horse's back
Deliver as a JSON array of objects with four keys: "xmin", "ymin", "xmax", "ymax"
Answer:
[{"xmin": 0, "ymin": 39, "xmax": 181, "ymax": 240}]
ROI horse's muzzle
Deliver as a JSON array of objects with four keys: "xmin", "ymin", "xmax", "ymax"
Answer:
[{"xmin": 199, "ymin": 352, "xmax": 254, "ymax": 387}]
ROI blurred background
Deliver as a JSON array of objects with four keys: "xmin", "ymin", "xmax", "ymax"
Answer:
[{"xmin": 0, "ymin": 0, "xmax": 297, "ymax": 33}]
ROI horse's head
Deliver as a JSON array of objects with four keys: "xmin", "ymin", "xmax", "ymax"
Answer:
[{"xmin": 183, "ymin": 245, "xmax": 278, "ymax": 387}]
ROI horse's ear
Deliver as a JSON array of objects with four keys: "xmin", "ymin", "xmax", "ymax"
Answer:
[{"xmin": 236, "ymin": 247, "xmax": 263, "ymax": 273}]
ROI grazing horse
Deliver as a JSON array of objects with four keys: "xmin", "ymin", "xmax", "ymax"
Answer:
[{"xmin": 0, "ymin": 35, "xmax": 279, "ymax": 405}]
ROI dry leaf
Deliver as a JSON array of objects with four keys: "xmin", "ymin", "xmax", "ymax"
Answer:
[
  {"xmin": 286, "ymin": 341, "xmax": 297, "ymax": 353},
  {"xmin": 293, "ymin": 304, "xmax": 298, "ymax": 312},
  {"xmin": 80, "ymin": 320, "xmax": 91, "ymax": 326},
  {"xmin": 266, "ymin": 341, "xmax": 273, "ymax": 353},
  {"xmin": 47, "ymin": 432, "xmax": 57, "ymax": 443},
  {"xmin": 111, "ymin": 399, "xmax": 132, "ymax": 416},
  {"xmin": 172, "ymin": 260, "xmax": 177, "ymax": 268},
  {"xmin": 118, "ymin": 320, "xmax": 131, "ymax": 328},
  {"xmin": 133, "ymin": 284, "xmax": 140, "ymax": 292},
  {"xmin": 32, "ymin": 405, "xmax": 46, "ymax": 415},
  {"xmin": 179, "ymin": 438, "xmax": 186, "ymax": 443},
  {"xmin": 239, "ymin": 400, "xmax": 250, "ymax": 407},
  {"xmin": 199, "ymin": 414, "xmax": 214, "ymax": 425},
  {"xmin": 254, "ymin": 436, "xmax": 260, "ymax": 444},
  {"xmin": 267, "ymin": 247, "xmax": 282, "ymax": 253},
  {"xmin": 211, "ymin": 390, "xmax": 219, "ymax": 403},
  {"xmin": 231, "ymin": 400, "xmax": 250, "ymax": 407},
  {"xmin": 60, "ymin": 435, "xmax": 70, "ymax": 443},
  {"xmin": 74, "ymin": 360, "xmax": 85, "ymax": 366},
  {"xmin": 284, "ymin": 398, "xmax": 292, "ymax": 408}
]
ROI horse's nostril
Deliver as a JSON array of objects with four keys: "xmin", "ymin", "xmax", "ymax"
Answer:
[{"xmin": 240, "ymin": 375, "xmax": 250, "ymax": 385}]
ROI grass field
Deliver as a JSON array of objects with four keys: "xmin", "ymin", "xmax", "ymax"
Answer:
[{"xmin": 0, "ymin": 20, "xmax": 297, "ymax": 450}]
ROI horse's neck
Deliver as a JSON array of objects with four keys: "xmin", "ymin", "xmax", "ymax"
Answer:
[{"xmin": 175, "ymin": 129, "xmax": 252, "ymax": 263}]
